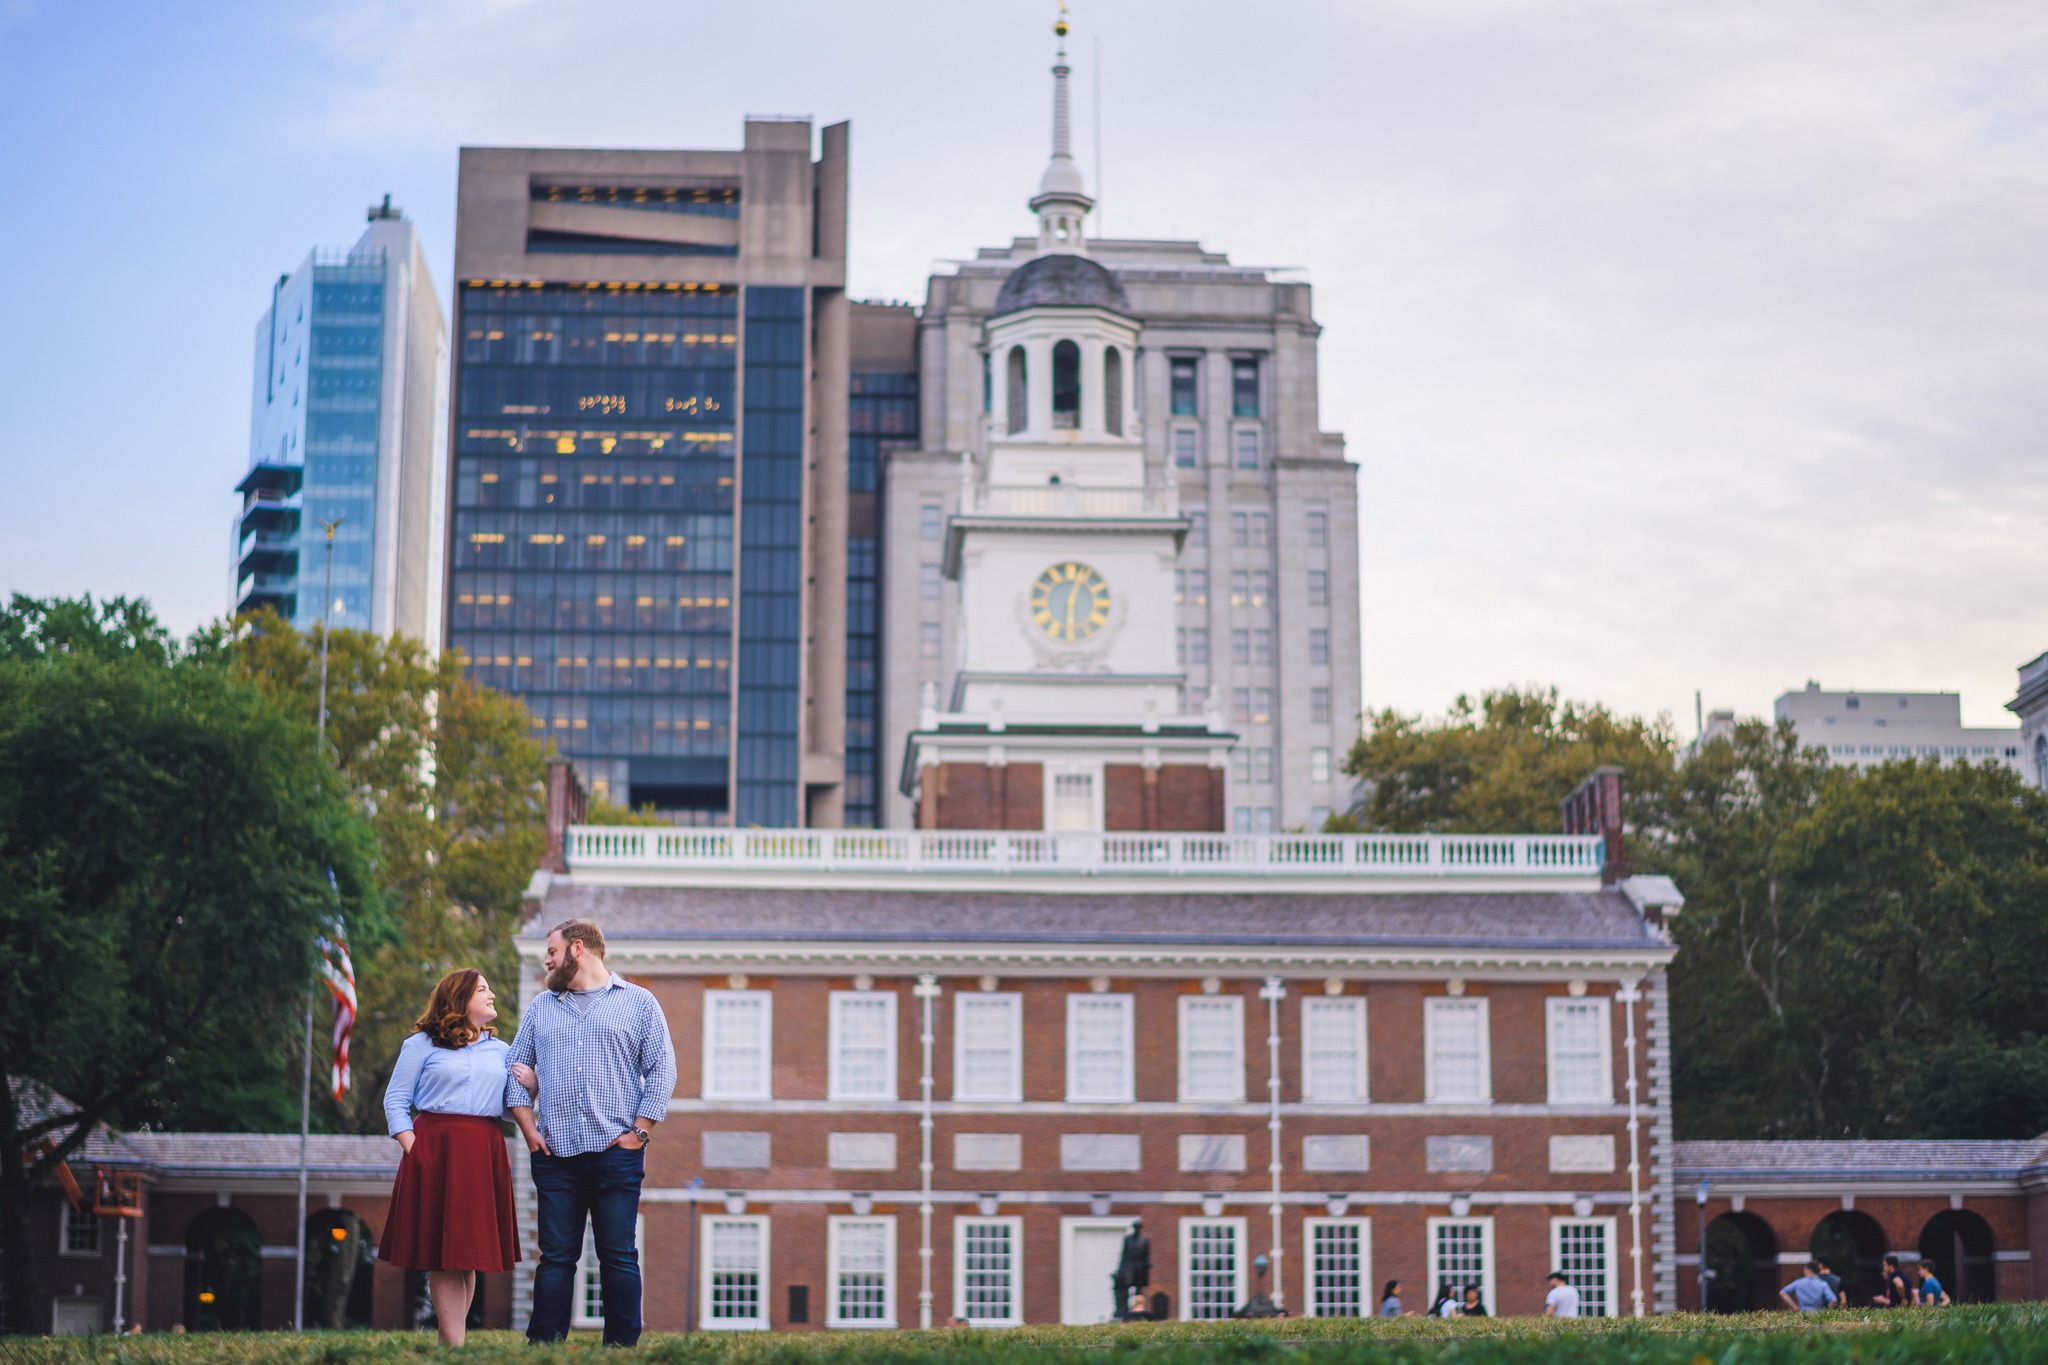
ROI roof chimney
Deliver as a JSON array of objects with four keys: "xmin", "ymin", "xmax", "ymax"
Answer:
[{"xmin": 1560, "ymin": 765, "xmax": 1628, "ymax": 884}]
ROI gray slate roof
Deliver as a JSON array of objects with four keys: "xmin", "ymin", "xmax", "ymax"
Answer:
[
  {"xmin": 991, "ymin": 254, "xmax": 1133, "ymax": 317},
  {"xmin": 535, "ymin": 883, "xmax": 1657, "ymax": 951},
  {"xmin": 1672, "ymin": 1140, "xmax": 2048, "ymax": 1180}
]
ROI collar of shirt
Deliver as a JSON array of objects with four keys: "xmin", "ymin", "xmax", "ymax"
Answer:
[{"xmin": 553, "ymin": 972, "xmax": 620, "ymax": 1000}]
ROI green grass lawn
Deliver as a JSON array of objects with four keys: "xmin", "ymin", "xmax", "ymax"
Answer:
[{"xmin": 1, "ymin": 1306, "xmax": 2039, "ymax": 1365}]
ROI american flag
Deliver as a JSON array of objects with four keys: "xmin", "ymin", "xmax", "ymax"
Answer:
[{"xmin": 317, "ymin": 920, "xmax": 357, "ymax": 1100}]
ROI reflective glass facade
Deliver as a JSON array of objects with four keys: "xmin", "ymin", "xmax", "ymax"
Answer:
[
  {"xmin": 448, "ymin": 282, "xmax": 740, "ymax": 815},
  {"xmin": 845, "ymin": 371, "xmax": 918, "ymax": 827},
  {"xmin": 301, "ymin": 265, "xmax": 384, "ymax": 625},
  {"xmin": 735, "ymin": 287, "xmax": 806, "ymax": 826}
]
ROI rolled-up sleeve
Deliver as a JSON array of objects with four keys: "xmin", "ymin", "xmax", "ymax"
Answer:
[
  {"xmin": 505, "ymin": 1000, "xmax": 540, "ymax": 1112},
  {"xmin": 635, "ymin": 994, "xmax": 679, "ymax": 1123},
  {"xmin": 383, "ymin": 1035, "xmax": 426, "ymax": 1136}
]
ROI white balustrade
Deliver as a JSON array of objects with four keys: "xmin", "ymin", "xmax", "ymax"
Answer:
[
  {"xmin": 967, "ymin": 485, "xmax": 1178, "ymax": 518},
  {"xmin": 564, "ymin": 827, "xmax": 1606, "ymax": 879}
]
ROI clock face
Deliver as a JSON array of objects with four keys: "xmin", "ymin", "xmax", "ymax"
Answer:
[{"xmin": 1031, "ymin": 562, "xmax": 1111, "ymax": 642}]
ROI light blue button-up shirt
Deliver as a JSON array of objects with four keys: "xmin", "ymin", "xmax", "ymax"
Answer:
[
  {"xmin": 504, "ymin": 974, "xmax": 677, "ymax": 1158},
  {"xmin": 383, "ymin": 1032, "xmax": 514, "ymax": 1135}
]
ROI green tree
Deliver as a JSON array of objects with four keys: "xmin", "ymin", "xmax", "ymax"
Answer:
[
  {"xmin": 1335, "ymin": 685, "xmax": 1679, "ymax": 833},
  {"xmin": 224, "ymin": 611, "xmax": 545, "ymax": 1133},
  {"xmin": 0, "ymin": 601, "xmax": 380, "ymax": 1331}
]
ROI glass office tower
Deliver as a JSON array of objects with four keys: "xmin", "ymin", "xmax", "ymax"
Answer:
[
  {"xmin": 445, "ymin": 125, "xmax": 850, "ymax": 825},
  {"xmin": 234, "ymin": 202, "xmax": 445, "ymax": 640}
]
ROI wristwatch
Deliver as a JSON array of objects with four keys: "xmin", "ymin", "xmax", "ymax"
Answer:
[{"xmin": 627, "ymin": 1128, "xmax": 652, "ymax": 1148}]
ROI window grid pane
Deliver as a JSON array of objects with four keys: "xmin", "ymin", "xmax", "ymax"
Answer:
[
  {"xmin": 710, "ymin": 995, "xmax": 766, "ymax": 1097},
  {"xmin": 1429, "ymin": 1000, "xmax": 1485, "ymax": 1101},
  {"xmin": 708, "ymin": 1220, "xmax": 762, "ymax": 1321},
  {"xmin": 1311, "ymin": 1223, "xmax": 1363, "ymax": 1317},
  {"xmin": 1182, "ymin": 998, "xmax": 1241, "ymax": 1100},
  {"xmin": 958, "ymin": 996, "xmax": 1019, "ymax": 1099},
  {"xmin": 1304, "ymin": 999, "xmax": 1362, "ymax": 1103},
  {"xmin": 959, "ymin": 1220, "xmax": 1014, "ymax": 1321},
  {"xmin": 1070, "ymin": 997, "xmax": 1131, "ymax": 1099},
  {"xmin": 835, "ymin": 996, "xmax": 893, "ymax": 1097},
  {"xmin": 1550, "ymin": 1001, "xmax": 1608, "ymax": 1102},
  {"xmin": 1186, "ymin": 1222, "xmax": 1239, "ymax": 1319},
  {"xmin": 63, "ymin": 1207, "xmax": 99, "ymax": 1256},
  {"xmin": 1556, "ymin": 1221, "xmax": 1609, "ymax": 1316},
  {"xmin": 1434, "ymin": 1221, "xmax": 1487, "ymax": 1306},
  {"xmin": 835, "ymin": 1220, "xmax": 891, "ymax": 1321}
]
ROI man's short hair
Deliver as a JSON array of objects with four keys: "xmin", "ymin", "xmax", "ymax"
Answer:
[
  {"xmin": 1815, "ymin": 1257, "xmax": 1831, "ymax": 1270},
  {"xmin": 548, "ymin": 918, "xmax": 607, "ymax": 960},
  {"xmin": 1805, "ymin": 1260, "xmax": 1821, "ymax": 1273},
  {"xmin": 1548, "ymin": 1270, "xmax": 1568, "ymax": 1282}
]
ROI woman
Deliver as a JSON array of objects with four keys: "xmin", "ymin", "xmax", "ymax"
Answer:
[
  {"xmin": 1378, "ymin": 1279, "xmax": 1402, "ymax": 1317},
  {"xmin": 1428, "ymin": 1285, "xmax": 1458, "ymax": 1317},
  {"xmin": 380, "ymin": 969, "xmax": 519, "ymax": 1346},
  {"xmin": 1460, "ymin": 1285, "xmax": 1488, "ymax": 1316}
]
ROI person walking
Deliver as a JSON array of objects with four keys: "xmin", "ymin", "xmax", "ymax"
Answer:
[
  {"xmin": 1779, "ymin": 1261, "xmax": 1837, "ymax": 1313},
  {"xmin": 1913, "ymin": 1261, "xmax": 1951, "ymax": 1305},
  {"xmin": 505, "ymin": 919, "xmax": 678, "ymax": 1346},
  {"xmin": 1543, "ymin": 1270, "xmax": 1580, "ymax": 1318},
  {"xmin": 1378, "ymin": 1280, "xmax": 1403, "ymax": 1317},
  {"xmin": 378, "ymin": 969, "xmax": 520, "ymax": 1347},
  {"xmin": 1875, "ymin": 1255, "xmax": 1911, "ymax": 1307}
]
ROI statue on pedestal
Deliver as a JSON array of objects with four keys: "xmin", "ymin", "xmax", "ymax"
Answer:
[{"xmin": 1111, "ymin": 1218, "xmax": 1151, "ymax": 1321}]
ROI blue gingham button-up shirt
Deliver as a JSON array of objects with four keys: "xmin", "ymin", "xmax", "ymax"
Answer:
[{"xmin": 504, "ymin": 974, "xmax": 678, "ymax": 1158}]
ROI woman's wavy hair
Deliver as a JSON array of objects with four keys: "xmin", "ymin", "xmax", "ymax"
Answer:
[{"xmin": 415, "ymin": 968, "xmax": 493, "ymax": 1049}]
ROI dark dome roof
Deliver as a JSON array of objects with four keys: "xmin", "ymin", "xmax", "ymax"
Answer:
[{"xmin": 990, "ymin": 254, "xmax": 1132, "ymax": 318}]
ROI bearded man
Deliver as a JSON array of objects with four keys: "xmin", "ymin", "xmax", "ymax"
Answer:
[{"xmin": 504, "ymin": 918, "xmax": 677, "ymax": 1345}]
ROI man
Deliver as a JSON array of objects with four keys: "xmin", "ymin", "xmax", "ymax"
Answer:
[
  {"xmin": 1876, "ymin": 1255, "xmax": 1911, "ymax": 1307},
  {"xmin": 1111, "ymin": 1218, "xmax": 1151, "ymax": 1321},
  {"xmin": 1543, "ymin": 1270, "xmax": 1580, "ymax": 1317},
  {"xmin": 1914, "ymin": 1260, "xmax": 1951, "ymax": 1305},
  {"xmin": 506, "ymin": 919, "xmax": 677, "ymax": 1346},
  {"xmin": 1815, "ymin": 1256, "xmax": 1842, "ymax": 1302},
  {"xmin": 1779, "ymin": 1261, "xmax": 1837, "ymax": 1313}
]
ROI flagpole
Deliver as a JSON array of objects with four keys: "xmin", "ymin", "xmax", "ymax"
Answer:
[{"xmin": 298, "ymin": 517, "xmax": 344, "ymax": 1332}]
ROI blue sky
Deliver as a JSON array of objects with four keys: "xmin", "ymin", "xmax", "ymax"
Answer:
[{"xmin": 3, "ymin": 0, "xmax": 2045, "ymax": 729}]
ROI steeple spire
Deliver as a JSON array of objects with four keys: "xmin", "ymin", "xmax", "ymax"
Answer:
[{"xmin": 1031, "ymin": 4, "xmax": 1093, "ymax": 256}]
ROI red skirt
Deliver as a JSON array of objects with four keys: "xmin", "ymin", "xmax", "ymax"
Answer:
[{"xmin": 379, "ymin": 1113, "xmax": 520, "ymax": 1272}]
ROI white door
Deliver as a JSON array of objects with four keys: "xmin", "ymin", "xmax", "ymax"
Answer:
[
  {"xmin": 1061, "ymin": 1221, "xmax": 1129, "ymax": 1324},
  {"xmin": 52, "ymin": 1298, "xmax": 100, "ymax": 1336}
]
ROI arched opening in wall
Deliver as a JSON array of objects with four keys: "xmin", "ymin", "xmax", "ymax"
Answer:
[
  {"xmin": 183, "ymin": 1206, "xmax": 264, "ymax": 1331},
  {"xmin": 1103, "ymin": 347, "xmax": 1122, "ymax": 436},
  {"xmin": 305, "ymin": 1208, "xmax": 378, "ymax": 1329},
  {"xmin": 1006, "ymin": 347, "xmax": 1028, "ymax": 435},
  {"xmin": 1051, "ymin": 341, "xmax": 1081, "ymax": 429},
  {"xmin": 1918, "ymin": 1209, "xmax": 1997, "ymax": 1303},
  {"xmin": 1808, "ymin": 1210, "xmax": 1885, "ymax": 1306},
  {"xmin": 1702, "ymin": 1211, "xmax": 1778, "ymax": 1312}
]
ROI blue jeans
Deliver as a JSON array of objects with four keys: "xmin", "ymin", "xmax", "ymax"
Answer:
[{"xmin": 528, "ymin": 1144, "xmax": 645, "ymax": 1344}]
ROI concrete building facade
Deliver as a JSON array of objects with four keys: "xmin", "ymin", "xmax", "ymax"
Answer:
[
  {"xmin": 444, "ymin": 124, "xmax": 853, "ymax": 825},
  {"xmin": 1773, "ymin": 683, "xmax": 2022, "ymax": 777},
  {"xmin": 879, "ymin": 45, "xmax": 1360, "ymax": 832},
  {"xmin": 2007, "ymin": 652, "xmax": 2048, "ymax": 790},
  {"xmin": 232, "ymin": 202, "xmax": 446, "ymax": 642}
]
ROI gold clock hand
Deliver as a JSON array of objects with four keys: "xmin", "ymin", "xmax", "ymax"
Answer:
[{"xmin": 1064, "ymin": 583, "xmax": 1078, "ymax": 637}]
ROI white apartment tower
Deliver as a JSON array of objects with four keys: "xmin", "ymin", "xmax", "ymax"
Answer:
[{"xmin": 881, "ymin": 32, "xmax": 1361, "ymax": 830}]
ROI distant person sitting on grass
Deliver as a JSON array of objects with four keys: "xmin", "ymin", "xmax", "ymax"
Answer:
[
  {"xmin": 1915, "ymin": 1262, "xmax": 1951, "ymax": 1305},
  {"xmin": 1780, "ymin": 1262, "xmax": 1838, "ymax": 1313},
  {"xmin": 1544, "ymin": 1270, "xmax": 1580, "ymax": 1317}
]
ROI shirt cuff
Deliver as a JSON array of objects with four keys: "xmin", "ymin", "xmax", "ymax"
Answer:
[
  {"xmin": 388, "ymin": 1116, "xmax": 414, "ymax": 1136},
  {"xmin": 635, "ymin": 1099, "xmax": 671, "ymax": 1124}
]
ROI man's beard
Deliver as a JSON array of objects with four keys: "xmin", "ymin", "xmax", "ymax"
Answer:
[{"xmin": 546, "ymin": 957, "xmax": 578, "ymax": 993}]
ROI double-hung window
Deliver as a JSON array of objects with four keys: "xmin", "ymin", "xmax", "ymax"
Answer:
[
  {"xmin": 1550, "ymin": 1217, "xmax": 1617, "ymax": 1316},
  {"xmin": 1066, "ymin": 993, "xmax": 1134, "ymax": 1102},
  {"xmin": 1305, "ymin": 1217, "xmax": 1371, "ymax": 1317},
  {"xmin": 1173, "ymin": 429, "xmax": 1199, "ymax": 468},
  {"xmin": 1427, "ymin": 1217, "xmax": 1495, "ymax": 1314},
  {"xmin": 830, "ymin": 991, "xmax": 898, "ymax": 1100},
  {"xmin": 1234, "ymin": 429, "xmax": 1260, "ymax": 469},
  {"xmin": 1302, "ymin": 997, "xmax": 1367, "ymax": 1103},
  {"xmin": 1546, "ymin": 997, "xmax": 1614, "ymax": 1104},
  {"xmin": 1179, "ymin": 1217, "xmax": 1247, "ymax": 1319},
  {"xmin": 1178, "ymin": 995, "xmax": 1244, "ymax": 1102},
  {"xmin": 954, "ymin": 1216, "xmax": 1022, "ymax": 1325},
  {"xmin": 954, "ymin": 993, "xmax": 1022, "ymax": 1102},
  {"xmin": 60, "ymin": 1205, "xmax": 100, "ymax": 1257},
  {"xmin": 700, "ymin": 1219, "xmax": 770, "ymax": 1334},
  {"xmin": 703, "ymin": 990, "xmax": 772, "ymax": 1100},
  {"xmin": 828, "ymin": 1216, "xmax": 897, "ymax": 1327},
  {"xmin": 1425, "ymin": 997, "xmax": 1491, "ymax": 1103}
]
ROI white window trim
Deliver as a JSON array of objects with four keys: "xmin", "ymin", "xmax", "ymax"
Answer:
[
  {"xmin": 953, "ymin": 992, "xmax": 1024, "ymax": 1103},
  {"xmin": 695, "ymin": 1213, "xmax": 767, "ymax": 1331},
  {"xmin": 702, "ymin": 990, "xmax": 773, "ymax": 1101},
  {"xmin": 1549, "ymin": 1216, "xmax": 1619, "ymax": 1319},
  {"xmin": 575, "ymin": 1213, "xmax": 649, "ymax": 1330},
  {"xmin": 58, "ymin": 1205, "xmax": 100, "ymax": 1258},
  {"xmin": 1425, "ymin": 1215, "xmax": 1496, "ymax": 1316},
  {"xmin": 952, "ymin": 1215, "xmax": 1024, "ymax": 1326},
  {"xmin": 1177, "ymin": 994, "xmax": 1246, "ymax": 1103},
  {"xmin": 1302, "ymin": 1216, "xmax": 1373, "ymax": 1319},
  {"xmin": 1545, "ymin": 997, "xmax": 1615, "ymax": 1106},
  {"xmin": 1178, "ymin": 1216, "xmax": 1249, "ymax": 1320},
  {"xmin": 829, "ymin": 990, "xmax": 899, "ymax": 1101},
  {"xmin": 1044, "ymin": 760, "xmax": 1106, "ymax": 832},
  {"xmin": 1301, "ymin": 996, "xmax": 1368, "ymax": 1104},
  {"xmin": 1065, "ymin": 992, "xmax": 1135, "ymax": 1103},
  {"xmin": 1424, "ymin": 996, "xmax": 1492, "ymax": 1104},
  {"xmin": 1058, "ymin": 1216, "xmax": 1135, "ymax": 1325},
  {"xmin": 826, "ymin": 1215, "xmax": 898, "ymax": 1329}
]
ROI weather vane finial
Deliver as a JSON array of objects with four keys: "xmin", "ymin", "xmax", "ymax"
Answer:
[{"xmin": 1055, "ymin": 0, "xmax": 1069, "ymax": 44}]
